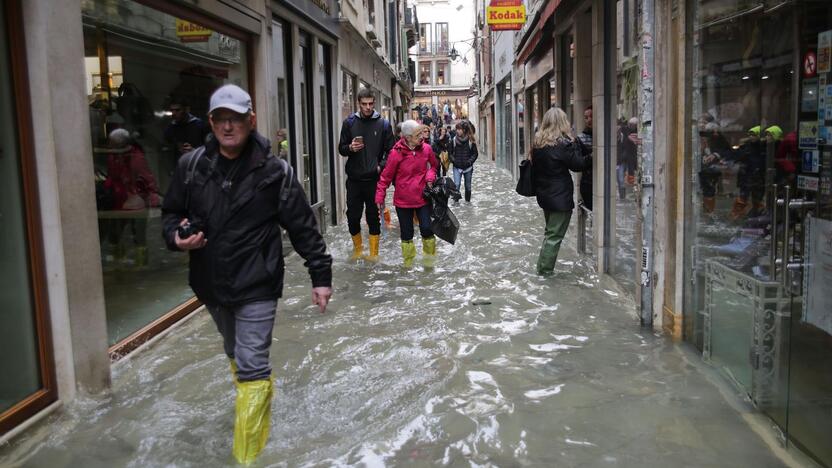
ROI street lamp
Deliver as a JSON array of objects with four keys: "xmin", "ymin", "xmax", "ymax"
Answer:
[{"xmin": 449, "ymin": 46, "xmax": 459, "ymax": 61}]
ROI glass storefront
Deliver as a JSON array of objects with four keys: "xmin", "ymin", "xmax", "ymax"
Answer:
[
  {"xmin": 318, "ymin": 42, "xmax": 335, "ymax": 224},
  {"xmin": 610, "ymin": 0, "xmax": 640, "ymax": 296},
  {"xmin": 298, "ymin": 32, "xmax": 316, "ymax": 202},
  {"xmin": 271, "ymin": 20, "xmax": 292, "ymax": 165},
  {"xmin": 82, "ymin": 0, "xmax": 248, "ymax": 345},
  {"xmin": 688, "ymin": 1, "xmax": 832, "ymax": 465},
  {"xmin": 0, "ymin": 0, "xmax": 55, "ymax": 430},
  {"xmin": 516, "ymin": 92, "xmax": 525, "ymax": 158},
  {"xmin": 341, "ymin": 69, "xmax": 356, "ymax": 120}
]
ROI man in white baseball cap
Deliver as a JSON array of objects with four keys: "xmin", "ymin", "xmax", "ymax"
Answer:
[{"xmin": 161, "ymin": 84, "xmax": 333, "ymax": 464}]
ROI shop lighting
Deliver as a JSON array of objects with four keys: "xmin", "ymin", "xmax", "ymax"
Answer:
[
  {"xmin": 761, "ymin": 75, "xmax": 769, "ymax": 80},
  {"xmin": 742, "ymin": 75, "xmax": 751, "ymax": 80}
]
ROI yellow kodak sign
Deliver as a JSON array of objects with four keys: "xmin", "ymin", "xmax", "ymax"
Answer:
[
  {"xmin": 486, "ymin": 4, "xmax": 526, "ymax": 28},
  {"xmin": 175, "ymin": 19, "xmax": 212, "ymax": 42}
]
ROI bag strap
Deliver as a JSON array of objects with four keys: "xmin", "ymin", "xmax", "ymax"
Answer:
[{"xmin": 183, "ymin": 146, "xmax": 206, "ymax": 211}]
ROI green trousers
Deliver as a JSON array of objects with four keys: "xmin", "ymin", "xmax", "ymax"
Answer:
[{"xmin": 536, "ymin": 210, "xmax": 572, "ymax": 275}]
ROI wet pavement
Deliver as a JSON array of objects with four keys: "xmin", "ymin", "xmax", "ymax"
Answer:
[{"xmin": 0, "ymin": 163, "xmax": 790, "ymax": 467}]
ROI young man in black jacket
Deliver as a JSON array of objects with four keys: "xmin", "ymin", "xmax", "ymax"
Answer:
[
  {"xmin": 338, "ymin": 87, "xmax": 395, "ymax": 261},
  {"xmin": 161, "ymin": 84, "xmax": 332, "ymax": 465}
]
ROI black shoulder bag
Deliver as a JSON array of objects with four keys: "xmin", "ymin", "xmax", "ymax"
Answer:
[{"xmin": 516, "ymin": 155, "xmax": 535, "ymax": 197}]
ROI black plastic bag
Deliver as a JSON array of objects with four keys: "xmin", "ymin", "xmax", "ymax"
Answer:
[{"xmin": 424, "ymin": 177, "xmax": 461, "ymax": 244}]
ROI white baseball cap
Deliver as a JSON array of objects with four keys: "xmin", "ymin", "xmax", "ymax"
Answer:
[{"xmin": 209, "ymin": 84, "xmax": 252, "ymax": 115}]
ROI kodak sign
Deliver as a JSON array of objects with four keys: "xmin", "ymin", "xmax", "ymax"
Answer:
[
  {"xmin": 487, "ymin": 0, "xmax": 526, "ymax": 31},
  {"xmin": 175, "ymin": 19, "xmax": 213, "ymax": 43}
]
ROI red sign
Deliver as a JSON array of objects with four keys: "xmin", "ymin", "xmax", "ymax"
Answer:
[{"xmin": 803, "ymin": 51, "xmax": 817, "ymax": 78}]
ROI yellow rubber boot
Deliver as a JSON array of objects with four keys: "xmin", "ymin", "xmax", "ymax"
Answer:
[
  {"xmin": 367, "ymin": 234, "xmax": 380, "ymax": 263},
  {"xmin": 229, "ymin": 359, "xmax": 238, "ymax": 382},
  {"xmin": 350, "ymin": 234, "xmax": 363, "ymax": 261},
  {"xmin": 422, "ymin": 237, "xmax": 436, "ymax": 267},
  {"xmin": 401, "ymin": 240, "xmax": 417, "ymax": 267},
  {"xmin": 233, "ymin": 379, "xmax": 273, "ymax": 465}
]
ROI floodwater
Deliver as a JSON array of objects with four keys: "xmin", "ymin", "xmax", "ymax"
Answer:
[{"xmin": 1, "ymin": 163, "xmax": 788, "ymax": 467}]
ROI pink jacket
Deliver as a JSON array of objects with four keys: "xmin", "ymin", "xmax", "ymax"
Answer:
[{"xmin": 375, "ymin": 138, "xmax": 438, "ymax": 208}]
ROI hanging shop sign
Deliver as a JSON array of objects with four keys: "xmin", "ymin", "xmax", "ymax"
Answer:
[
  {"xmin": 175, "ymin": 19, "xmax": 212, "ymax": 43},
  {"xmin": 487, "ymin": 0, "xmax": 526, "ymax": 31}
]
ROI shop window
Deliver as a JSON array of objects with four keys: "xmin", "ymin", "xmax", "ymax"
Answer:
[
  {"xmin": 516, "ymin": 93, "xmax": 525, "ymax": 158},
  {"xmin": 688, "ymin": 2, "xmax": 832, "ymax": 466},
  {"xmin": 82, "ymin": 0, "xmax": 248, "ymax": 346},
  {"xmin": 298, "ymin": 32, "xmax": 316, "ymax": 203},
  {"xmin": 0, "ymin": 0, "xmax": 56, "ymax": 429},
  {"xmin": 609, "ymin": 0, "xmax": 639, "ymax": 296},
  {"xmin": 271, "ymin": 20, "xmax": 292, "ymax": 165},
  {"xmin": 318, "ymin": 42, "xmax": 335, "ymax": 224},
  {"xmin": 341, "ymin": 69, "xmax": 356, "ymax": 120}
]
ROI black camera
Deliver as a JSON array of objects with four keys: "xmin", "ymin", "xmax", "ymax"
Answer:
[{"xmin": 177, "ymin": 222, "xmax": 202, "ymax": 239}]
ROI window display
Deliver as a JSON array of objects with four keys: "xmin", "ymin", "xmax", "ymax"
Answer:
[
  {"xmin": 688, "ymin": 1, "xmax": 832, "ymax": 465},
  {"xmin": 82, "ymin": 0, "xmax": 248, "ymax": 345}
]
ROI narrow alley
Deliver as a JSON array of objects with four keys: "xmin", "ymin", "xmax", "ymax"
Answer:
[{"xmin": 0, "ymin": 164, "xmax": 790, "ymax": 467}]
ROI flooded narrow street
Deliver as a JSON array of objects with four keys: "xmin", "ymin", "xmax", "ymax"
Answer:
[{"xmin": 1, "ymin": 163, "xmax": 788, "ymax": 467}]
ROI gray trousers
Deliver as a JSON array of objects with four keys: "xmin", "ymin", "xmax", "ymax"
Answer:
[{"xmin": 207, "ymin": 299, "xmax": 277, "ymax": 382}]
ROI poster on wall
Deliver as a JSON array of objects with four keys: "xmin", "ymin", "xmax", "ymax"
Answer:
[
  {"xmin": 818, "ymin": 30, "xmax": 832, "ymax": 74},
  {"xmin": 802, "ymin": 78, "xmax": 819, "ymax": 112},
  {"xmin": 799, "ymin": 120, "xmax": 819, "ymax": 149},
  {"xmin": 803, "ymin": 216, "xmax": 832, "ymax": 335}
]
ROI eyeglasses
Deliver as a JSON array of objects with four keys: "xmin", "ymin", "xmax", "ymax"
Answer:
[{"xmin": 212, "ymin": 114, "xmax": 249, "ymax": 126}]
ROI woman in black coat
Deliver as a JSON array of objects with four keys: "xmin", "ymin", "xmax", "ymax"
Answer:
[{"xmin": 530, "ymin": 107, "xmax": 592, "ymax": 275}]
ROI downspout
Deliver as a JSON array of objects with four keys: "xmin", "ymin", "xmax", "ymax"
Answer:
[{"xmin": 638, "ymin": 0, "xmax": 656, "ymax": 327}]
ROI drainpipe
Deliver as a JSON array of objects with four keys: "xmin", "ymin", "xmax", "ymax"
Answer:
[{"xmin": 638, "ymin": 0, "xmax": 656, "ymax": 328}]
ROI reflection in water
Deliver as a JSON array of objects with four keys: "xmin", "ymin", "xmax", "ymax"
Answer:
[{"xmin": 1, "ymin": 164, "xmax": 785, "ymax": 467}]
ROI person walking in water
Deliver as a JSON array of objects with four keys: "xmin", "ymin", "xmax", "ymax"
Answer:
[
  {"xmin": 375, "ymin": 120, "xmax": 438, "ymax": 267},
  {"xmin": 338, "ymin": 87, "xmax": 395, "ymax": 262},
  {"xmin": 161, "ymin": 84, "xmax": 333, "ymax": 465},
  {"xmin": 531, "ymin": 107, "xmax": 592, "ymax": 276},
  {"xmin": 449, "ymin": 121, "xmax": 478, "ymax": 203}
]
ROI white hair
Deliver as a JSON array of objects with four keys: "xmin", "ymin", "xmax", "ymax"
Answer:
[
  {"xmin": 400, "ymin": 120, "xmax": 421, "ymax": 137},
  {"xmin": 108, "ymin": 128, "xmax": 131, "ymax": 148}
]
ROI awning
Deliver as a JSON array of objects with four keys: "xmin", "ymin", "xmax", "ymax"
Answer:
[{"xmin": 516, "ymin": 0, "xmax": 561, "ymax": 65}]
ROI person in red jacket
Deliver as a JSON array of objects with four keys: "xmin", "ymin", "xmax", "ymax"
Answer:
[{"xmin": 375, "ymin": 120, "xmax": 438, "ymax": 266}]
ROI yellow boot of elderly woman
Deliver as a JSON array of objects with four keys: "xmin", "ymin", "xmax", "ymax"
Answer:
[
  {"xmin": 232, "ymin": 379, "xmax": 273, "ymax": 464},
  {"xmin": 422, "ymin": 236, "xmax": 436, "ymax": 267},
  {"xmin": 401, "ymin": 240, "xmax": 417, "ymax": 267}
]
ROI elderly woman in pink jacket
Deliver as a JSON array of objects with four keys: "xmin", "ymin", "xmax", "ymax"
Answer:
[{"xmin": 376, "ymin": 120, "xmax": 439, "ymax": 266}]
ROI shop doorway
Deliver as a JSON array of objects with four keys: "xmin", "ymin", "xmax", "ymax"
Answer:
[{"xmin": 689, "ymin": 2, "xmax": 832, "ymax": 464}]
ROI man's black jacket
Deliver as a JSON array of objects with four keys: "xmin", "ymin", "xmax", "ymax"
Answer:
[
  {"xmin": 338, "ymin": 111, "xmax": 395, "ymax": 181},
  {"xmin": 161, "ymin": 131, "xmax": 332, "ymax": 306}
]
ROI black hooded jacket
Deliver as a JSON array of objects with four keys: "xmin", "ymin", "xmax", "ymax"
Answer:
[
  {"xmin": 161, "ymin": 131, "xmax": 332, "ymax": 306},
  {"xmin": 532, "ymin": 138, "xmax": 592, "ymax": 212},
  {"xmin": 338, "ymin": 111, "xmax": 395, "ymax": 181}
]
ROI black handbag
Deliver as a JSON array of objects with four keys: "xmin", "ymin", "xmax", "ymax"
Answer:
[{"xmin": 515, "ymin": 159, "xmax": 535, "ymax": 197}]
